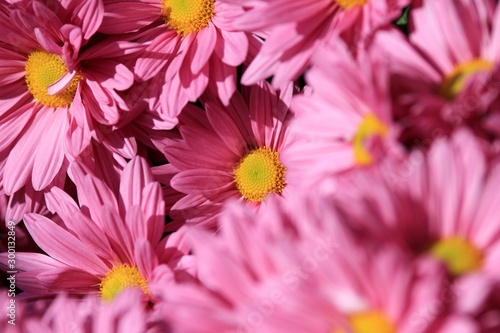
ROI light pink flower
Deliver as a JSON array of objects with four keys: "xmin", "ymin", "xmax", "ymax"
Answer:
[
  {"xmin": 371, "ymin": 0, "xmax": 500, "ymax": 145},
  {"xmin": 223, "ymin": 0, "xmax": 409, "ymax": 88},
  {"xmin": 0, "ymin": 0, "xmax": 141, "ymax": 199},
  {"xmin": 0, "ymin": 157, "xmax": 193, "ymax": 303},
  {"xmin": 153, "ymin": 194, "xmax": 462, "ymax": 333},
  {"xmin": 152, "ymin": 81, "xmax": 299, "ymax": 229},
  {"xmin": 331, "ymin": 129, "xmax": 500, "ymax": 331},
  {"xmin": 101, "ymin": 0, "xmax": 249, "ymax": 128},
  {"xmin": 289, "ymin": 40, "xmax": 404, "ymax": 189}
]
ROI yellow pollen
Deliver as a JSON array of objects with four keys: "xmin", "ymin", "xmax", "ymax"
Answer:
[
  {"xmin": 353, "ymin": 113, "xmax": 388, "ymax": 166},
  {"xmin": 99, "ymin": 264, "xmax": 149, "ymax": 302},
  {"xmin": 24, "ymin": 51, "xmax": 80, "ymax": 107},
  {"xmin": 430, "ymin": 236, "xmax": 483, "ymax": 276},
  {"xmin": 233, "ymin": 147, "xmax": 286, "ymax": 202},
  {"xmin": 162, "ymin": 0, "xmax": 214, "ymax": 37},
  {"xmin": 336, "ymin": 0, "xmax": 368, "ymax": 9},
  {"xmin": 333, "ymin": 311, "xmax": 395, "ymax": 333},
  {"xmin": 440, "ymin": 59, "xmax": 494, "ymax": 100}
]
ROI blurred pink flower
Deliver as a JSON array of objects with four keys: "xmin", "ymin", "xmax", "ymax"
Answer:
[
  {"xmin": 289, "ymin": 40, "xmax": 404, "ymax": 188},
  {"xmin": 329, "ymin": 129, "xmax": 500, "ymax": 331},
  {"xmin": 223, "ymin": 0, "xmax": 409, "ymax": 88},
  {"xmin": 371, "ymin": 0, "xmax": 500, "ymax": 145},
  {"xmin": 153, "ymin": 193, "xmax": 462, "ymax": 333}
]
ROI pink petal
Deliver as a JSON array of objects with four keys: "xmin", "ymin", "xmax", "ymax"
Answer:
[
  {"xmin": 67, "ymin": 0, "xmax": 104, "ymax": 40},
  {"xmin": 119, "ymin": 156, "xmax": 155, "ymax": 209},
  {"xmin": 191, "ymin": 24, "xmax": 217, "ymax": 74},
  {"xmin": 133, "ymin": 238, "xmax": 159, "ymax": 279},
  {"xmin": 32, "ymin": 108, "xmax": 68, "ymax": 191},
  {"xmin": 171, "ymin": 169, "xmax": 234, "ymax": 197},
  {"xmin": 24, "ymin": 213, "xmax": 109, "ymax": 274},
  {"xmin": 99, "ymin": 2, "xmax": 159, "ymax": 34},
  {"xmin": 3, "ymin": 107, "xmax": 53, "ymax": 194}
]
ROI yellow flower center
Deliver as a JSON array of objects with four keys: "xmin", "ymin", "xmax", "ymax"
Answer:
[
  {"xmin": 353, "ymin": 113, "xmax": 388, "ymax": 166},
  {"xmin": 334, "ymin": 311, "xmax": 395, "ymax": 333},
  {"xmin": 440, "ymin": 59, "xmax": 494, "ymax": 100},
  {"xmin": 162, "ymin": 0, "xmax": 214, "ymax": 37},
  {"xmin": 233, "ymin": 147, "xmax": 286, "ymax": 202},
  {"xmin": 429, "ymin": 236, "xmax": 483, "ymax": 276},
  {"xmin": 336, "ymin": 0, "xmax": 368, "ymax": 9},
  {"xmin": 24, "ymin": 51, "xmax": 80, "ymax": 107},
  {"xmin": 99, "ymin": 264, "xmax": 149, "ymax": 302}
]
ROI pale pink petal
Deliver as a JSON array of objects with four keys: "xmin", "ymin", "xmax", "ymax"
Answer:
[
  {"xmin": 214, "ymin": 29, "xmax": 248, "ymax": 67},
  {"xmin": 190, "ymin": 24, "xmax": 217, "ymax": 74}
]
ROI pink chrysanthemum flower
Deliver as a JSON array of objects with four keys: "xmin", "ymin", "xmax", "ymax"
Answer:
[
  {"xmin": 0, "ymin": 157, "xmax": 193, "ymax": 303},
  {"xmin": 0, "ymin": 0, "xmax": 140, "ymax": 197},
  {"xmin": 100, "ymin": 0, "xmax": 249, "ymax": 127},
  {"xmin": 371, "ymin": 0, "xmax": 500, "ymax": 145},
  {"xmin": 289, "ymin": 40, "xmax": 403, "ymax": 188},
  {"xmin": 153, "ymin": 81, "xmax": 297, "ymax": 229},
  {"xmin": 222, "ymin": 0, "xmax": 409, "ymax": 88},
  {"xmin": 153, "ymin": 194, "xmax": 463, "ymax": 333}
]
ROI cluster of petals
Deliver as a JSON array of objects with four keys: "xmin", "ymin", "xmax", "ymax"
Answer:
[{"xmin": 1, "ymin": 0, "xmax": 500, "ymax": 331}]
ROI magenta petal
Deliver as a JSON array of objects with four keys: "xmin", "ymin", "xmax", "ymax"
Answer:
[
  {"xmin": 0, "ymin": 102, "xmax": 36, "ymax": 152},
  {"xmin": 24, "ymin": 213, "xmax": 109, "ymax": 274},
  {"xmin": 75, "ymin": 174, "xmax": 120, "ymax": 228},
  {"xmin": 140, "ymin": 182, "xmax": 165, "ymax": 246},
  {"xmin": 37, "ymin": 267, "xmax": 101, "ymax": 292},
  {"xmin": 214, "ymin": 29, "xmax": 248, "ymax": 67},
  {"xmin": 100, "ymin": 2, "xmax": 159, "ymax": 34}
]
